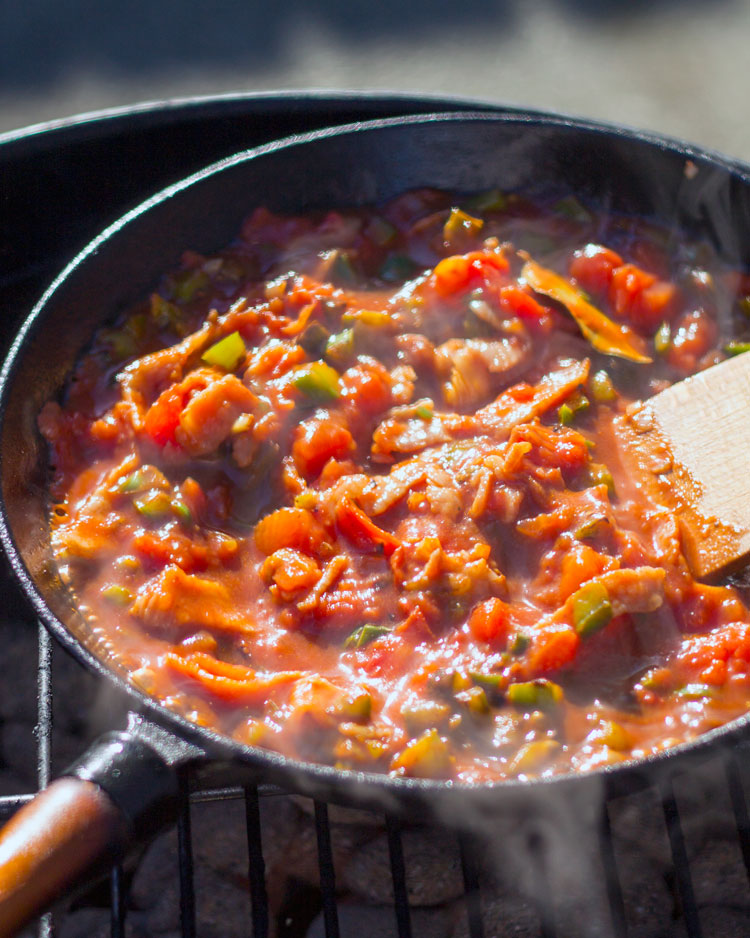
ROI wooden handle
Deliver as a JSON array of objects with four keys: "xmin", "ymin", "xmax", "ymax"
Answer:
[{"xmin": 0, "ymin": 778, "xmax": 129, "ymax": 938}]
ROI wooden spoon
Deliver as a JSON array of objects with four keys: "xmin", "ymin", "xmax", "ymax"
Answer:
[{"xmin": 616, "ymin": 351, "xmax": 750, "ymax": 580}]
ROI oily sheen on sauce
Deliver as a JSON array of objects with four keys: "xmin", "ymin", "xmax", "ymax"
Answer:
[{"xmin": 40, "ymin": 188, "xmax": 750, "ymax": 783}]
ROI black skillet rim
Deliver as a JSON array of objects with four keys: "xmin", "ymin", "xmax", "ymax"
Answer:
[{"xmin": 4, "ymin": 108, "xmax": 750, "ymax": 812}]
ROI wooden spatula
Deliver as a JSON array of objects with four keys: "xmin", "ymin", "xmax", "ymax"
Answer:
[{"xmin": 616, "ymin": 351, "xmax": 750, "ymax": 580}]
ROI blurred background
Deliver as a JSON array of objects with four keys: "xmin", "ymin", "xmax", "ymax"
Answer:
[{"xmin": 1, "ymin": 0, "xmax": 750, "ymax": 160}]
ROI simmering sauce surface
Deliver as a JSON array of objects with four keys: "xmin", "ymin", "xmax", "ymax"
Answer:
[{"xmin": 40, "ymin": 188, "xmax": 750, "ymax": 781}]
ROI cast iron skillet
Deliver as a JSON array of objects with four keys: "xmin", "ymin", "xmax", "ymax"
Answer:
[{"xmin": 3, "ymin": 111, "xmax": 750, "ymax": 933}]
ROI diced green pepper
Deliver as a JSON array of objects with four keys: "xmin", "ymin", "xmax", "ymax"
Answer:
[
  {"xmin": 558, "ymin": 390, "xmax": 589, "ymax": 426},
  {"xmin": 294, "ymin": 492, "xmax": 317, "ymax": 510},
  {"xmin": 510, "ymin": 632, "xmax": 531, "ymax": 655},
  {"xmin": 415, "ymin": 404, "xmax": 434, "ymax": 420},
  {"xmin": 443, "ymin": 207, "xmax": 484, "ymax": 244},
  {"xmin": 451, "ymin": 671, "xmax": 473, "ymax": 693},
  {"xmin": 553, "ymin": 195, "xmax": 593, "ymax": 224},
  {"xmin": 379, "ymin": 254, "xmax": 417, "ymax": 283},
  {"xmin": 342, "ymin": 308, "xmax": 392, "ymax": 327},
  {"xmin": 150, "ymin": 293, "xmax": 182, "ymax": 331},
  {"xmin": 508, "ymin": 739, "xmax": 562, "ymax": 775},
  {"xmin": 463, "ymin": 188, "xmax": 508, "ymax": 214},
  {"xmin": 325, "ymin": 328, "xmax": 355, "ymax": 366},
  {"xmin": 335, "ymin": 692, "xmax": 372, "ymax": 723},
  {"xmin": 654, "ymin": 321, "xmax": 672, "ymax": 355},
  {"xmin": 573, "ymin": 581, "xmax": 613, "ymax": 637},
  {"xmin": 587, "ymin": 463, "xmax": 616, "ymax": 497},
  {"xmin": 639, "ymin": 667, "xmax": 673, "ymax": 692},
  {"xmin": 297, "ymin": 322, "xmax": 330, "ymax": 358},
  {"xmin": 329, "ymin": 250, "xmax": 357, "ymax": 284},
  {"xmin": 724, "ymin": 341, "xmax": 750, "ymax": 357},
  {"xmin": 738, "ymin": 296, "xmax": 750, "ymax": 318},
  {"xmin": 507, "ymin": 679, "xmax": 564, "ymax": 711},
  {"xmin": 674, "ymin": 683, "xmax": 716, "ymax": 700},
  {"xmin": 390, "ymin": 728, "xmax": 453, "ymax": 779},
  {"xmin": 402, "ymin": 700, "xmax": 451, "ymax": 734},
  {"xmin": 114, "ymin": 555, "xmax": 140, "ymax": 573},
  {"xmin": 469, "ymin": 671, "xmax": 504, "ymax": 691},
  {"xmin": 293, "ymin": 361, "xmax": 341, "ymax": 403},
  {"xmin": 455, "ymin": 685, "xmax": 491, "ymax": 717},
  {"xmin": 172, "ymin": 269, "xmax": 209, "ymax": 302},
  {"xmin": 101, "ymin": 584, "xmax": 134, "ymax": 606},
  {"xmin": 345, "ymin": 623, "xmax": 391, "ymax": 649},
  {"xmin": 116, "ymin": 465, "xmax": 169, "ymax": 494},
  {"xmin": 590, "ymin": 720, "xmax": 630, "ymax": 751},
  {"xmin": 118, "ymin": 470, "xmax": 147, "ymax": 494},
  {"xmin": 100, "ymin": 328, "xmax": 137, "ymax": 362},
  {"xmin": 172, "ymin": 500, "xmax": 192, "ymax": 525},
  {"xmin": 590, "ymin": 370, "xmax": 617, "ymax": 403},
  {"xmin": 558, "ymin": 403, "xmax": 574, "ymax": 426},
  {"xmin": 124, "ymin": 312, "xmax": 148, "ymax": 341},
  {"xmin": 364, "ymin": 216, "xmax": 397, "ymax": 246},
  {"xmin": 575, "ymin": 516, "xmax": 607, "ymax": 540},
  {"xmin": 201, "ymin": 331, "xmax": 247, "ymax": 371},
  {"xmin": 134, "ymin": 491, "xmax": 172, "ymax": 519}
]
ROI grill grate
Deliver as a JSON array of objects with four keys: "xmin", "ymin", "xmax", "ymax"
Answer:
[{"xmin": 0, "ymin": 623, "xmax": 743, "ymax": 937}]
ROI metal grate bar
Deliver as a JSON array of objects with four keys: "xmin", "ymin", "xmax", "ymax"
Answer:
[
  {"xmin": 0, "ymin": 793, "xmax": 33, "ymax": 818},
  {"xmin": 458, "ymin": 832, "xmax": 484, "ymax": 938},
  {"xmin": 37, "ymin": 623, "xmax": 54, "ymax": 938},
  {"xmin": 724, "ymin": 751, "xmax": 750, "ymax": 890},
  {"xmin": 245, "ymin": 784, "xmax": 269, "ymax": 938},
  {"xmin": 596, "ymin": 802, "xmax": 628, "ymax": 938},
  {"xmin": 37, "ymin": 623, "xmax": 52, "ymax": 789},
  {"xmin": 177, "ymin": 778, "xmax": 197, "ymax": 938},
  {"xmin": 314, "ymin": 800, "xmax": 340, "ymax": 938},
  {"xmin": 661, "ymin": 779, "xmax": 702, "ymax": 938},
  {"xmin": 110, "ymin": 864, "xmax": 126, "ymax": 938},
  {"xmin": 385, "ymin": 815, "xmax": 412, "ymax": 938}
]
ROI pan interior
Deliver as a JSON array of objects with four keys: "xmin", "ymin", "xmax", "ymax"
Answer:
[{"xmin": 3, "ymin": 111, "xmax": 750, "ymax": 789}]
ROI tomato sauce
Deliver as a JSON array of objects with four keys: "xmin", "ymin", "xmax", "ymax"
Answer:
[{"xmin": 39, "ymin": 188, "xmax": 750, "ymax": 782}]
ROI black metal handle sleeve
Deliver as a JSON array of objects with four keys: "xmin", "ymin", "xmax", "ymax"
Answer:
[{"xmin": 0, "ymin": 713, "xmax": 202, "ymax": 937}]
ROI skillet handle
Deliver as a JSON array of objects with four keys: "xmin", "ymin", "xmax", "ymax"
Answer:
[
  {"xmin": 0, "ymin": 724, "xmax": 188, "ymax": 937},
  {"xmin": 0, "ymin": 778, "xmax": 128, "ymax": 938}
]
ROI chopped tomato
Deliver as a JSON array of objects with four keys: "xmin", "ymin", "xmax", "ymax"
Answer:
[
  {"xmin": 569, "ymin": 244, "xmax": 623, "ymax": 296},
  {"xmin": 341, "ymin": 357, "xmax": 392, "ymax": 416},
  {"xmin": 468, "ymin": 598, "xmax": 511, "ymax": 645},
  {"xmin": 609, "ymin": 263, "xmax": 678, "ymax": 331},
  {"xmin": 527, "ymin": 624, "xmax": 580, "ymax": 675},
  {"xmin": 667, "ymin": 308, "xmax": 717, "ymax": 373},
  {"xmin": 336, "ymin": 496, "xmax": 401, "ymax": 557},
  {"xmin": 292, "ymin": 417, "xmax": 355, "ymax": 478}
]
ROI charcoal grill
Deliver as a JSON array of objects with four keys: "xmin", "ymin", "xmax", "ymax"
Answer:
[{"xmin": 3, "ymin": 93, "xmax": 750, "ymax": 938}]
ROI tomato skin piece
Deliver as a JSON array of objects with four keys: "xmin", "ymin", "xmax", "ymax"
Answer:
[
  {"xmin": 609, "ymin": 264, "xmax": 678, "ymax": 332},
  {"xmin": 468, "ymin": 597, "xmax": 511, "ymax": 645},
  {"xmin": 498, "ymin": 285, "xmax": 548, "ymax": 326},
  {"xmin": 134, "ymin": 530, "xmax": 208, "ymax": 573},
  {"xmin": 292, "ymin": 417, "xmax": 354, "ymax": 478},
  {"xmin": 341, "ymin": 357, "xmax": 392, "ymax": 416},
  {"xmin": 570, "ymin": 244, "xmax": 623, "ymax": 296},
  {"xmin": 527, "ymin": 624, "xmax": 580, "ymax": 675},
  {"xmin": 556, "ymin": 544, "xmax": 615, "ymax": 602},
  {"xmin": 667, "ymin": 308, "xmax": 717, "ymax": 374},
  {"xmin": 164, "ymin": 651, "xmax": 301, "ymax": 705},
  {"xmin": 336, "ymin": 496, "xmax": 400, "ymax": 557},
  {"xmin": 143, "ymin": 385, "xmax": 186, "ymax": 446},
  {"xmin": 254, "ymin": 507, "xmax": 324, "ymax": 556},
  {"xmin": 431, "ymin": 250, "xmax": 509, "ymax": 297}
]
